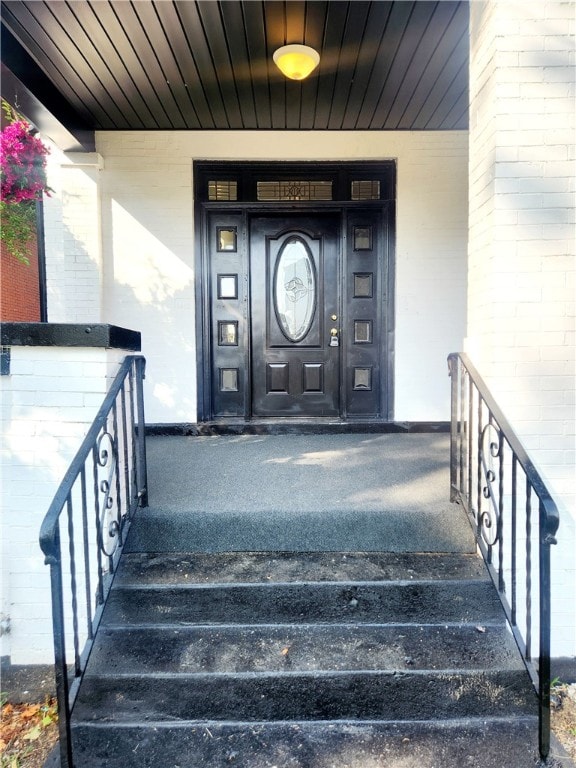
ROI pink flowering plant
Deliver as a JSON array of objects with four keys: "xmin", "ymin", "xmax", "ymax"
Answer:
[
  {"xmin": 0, "ymin": 101, "xmax": 51, "ymax": 263},
  {"xmin": 1, "ymin": 120, "xmax": 50, "ymax": 202}
]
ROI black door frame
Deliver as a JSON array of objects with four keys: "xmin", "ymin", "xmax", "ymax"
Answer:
[{"xmin": 194, "ymin": 162, "xmax": 396, "ymax": 424}]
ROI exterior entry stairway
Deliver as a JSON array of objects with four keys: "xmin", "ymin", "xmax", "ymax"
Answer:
[{"xmin": 63, "ymin": 433, "xmax": 553, "ymax": 767}]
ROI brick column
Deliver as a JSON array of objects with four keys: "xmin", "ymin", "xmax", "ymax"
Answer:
[
  {"xmin": 467, "ymin": 0, "xmax": 575, "ymax": 658},
  {"xmin": 0, "ymin": 324, "xmax": 140, "ymax": 664}
]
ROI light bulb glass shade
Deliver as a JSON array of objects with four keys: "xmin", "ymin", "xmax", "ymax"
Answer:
[{"xmin": 273, "ymin": 44, "xmax": 320, "ymax": 80}]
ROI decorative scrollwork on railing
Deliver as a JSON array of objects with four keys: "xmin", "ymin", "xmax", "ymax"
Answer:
[
  {"xmin": 449, "ymin": 352, "xmax": 561, "ymax": 762},
  {"xmin": 479, "ymin": 422, "xmax": 502, "ymax": 547},
  {"xmin": 95, "ymin": 430, "xmax": 121, "ymax": 558},
  {"xmin": 39, "ymin": 355, "xmax": 148, "ymax": 768}
]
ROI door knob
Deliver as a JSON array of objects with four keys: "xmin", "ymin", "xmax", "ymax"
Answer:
[{"xmin": 329, "ymin": 327, "xmax": 339, "ymax": 347}]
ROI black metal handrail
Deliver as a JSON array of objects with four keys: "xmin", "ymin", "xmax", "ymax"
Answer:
[
  {"xmin": 39, "ymin": 355, "xmax": 148, "ymax": 768},
  {"xmin": 448, "ymin": 352, "xmax": 560, "ymax": 760}
]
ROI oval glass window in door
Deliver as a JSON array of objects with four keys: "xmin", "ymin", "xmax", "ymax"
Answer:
[{"xmin": 273, "ymin": 237, "xmax": 317, "ymax": 342}]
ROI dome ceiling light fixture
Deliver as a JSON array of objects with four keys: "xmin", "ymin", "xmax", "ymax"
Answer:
[{"xmin": 273, "ymin": 44, "xmax": 320, "ymax": 80}]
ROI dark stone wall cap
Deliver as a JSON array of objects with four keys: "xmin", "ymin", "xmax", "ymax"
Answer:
[{"xmin": 0, "ymin": 323, "xmax": 141, "ymax": 351}]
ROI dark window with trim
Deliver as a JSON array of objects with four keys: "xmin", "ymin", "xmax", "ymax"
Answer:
[
  {"xmin": 209, "ymin": 181, "xmax": 238, "ymax": 201},
  {"xmin": 257, "ymin": 180, "xmax": 332, "ymax": 201},
  {"xmin": 351, "ymin": 180, "xmax": 380, "ymax": 200},
  {"xmin": 196, "ymin": 162, "xmax": 395, "ymax": 204}
]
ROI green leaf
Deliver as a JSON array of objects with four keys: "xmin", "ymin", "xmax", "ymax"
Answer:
[
  {"xmin": 22, "ymin": 725, "xmax": 41, "ymax": 741},
  {"xmin": 0, "ymin": 200, "xmax": 36, "ymax": 264}
]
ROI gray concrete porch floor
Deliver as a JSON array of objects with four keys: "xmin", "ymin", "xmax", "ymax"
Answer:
[{"xmin": 126, "ymin": 433, "xmax": 476, "ymax": 553}]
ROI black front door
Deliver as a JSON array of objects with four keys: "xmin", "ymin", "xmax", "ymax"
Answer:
[
  {"xmin": 205, "ymin": 204, "xmax": 391, "ymax": 422},
  {"xmin": 250, "ymin": 214, "xmax": 341, "ymax": 417}
]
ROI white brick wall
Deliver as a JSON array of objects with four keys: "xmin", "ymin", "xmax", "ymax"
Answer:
[
  {"xmin": 468, "ymin": 0, "xmax": 575, "ymax": 658},
  {"xmin": 0, "ymin": 347, "xmax": 127, "ymax": 663},
  {"xmin": 90, "ymin": 130, "xmax": 469, "ymax": 424},
  {"xmin": 44, "ymin": 151, "xmax": 104, "ymax": 323}
]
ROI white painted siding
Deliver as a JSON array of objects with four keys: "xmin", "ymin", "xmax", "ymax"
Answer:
[{"xmin": 468, "ymin": 0, "xmax": 575, "ymax": 658}]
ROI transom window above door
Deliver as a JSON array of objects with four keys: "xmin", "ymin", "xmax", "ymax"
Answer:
[{"xmin": 195, "ymin": 162, "xmax": 395, "ymax": 204}]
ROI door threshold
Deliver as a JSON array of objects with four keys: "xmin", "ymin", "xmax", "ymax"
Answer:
[{"xmin": 147, "ymin": 420, "xmax": 449, "ymax": 436}]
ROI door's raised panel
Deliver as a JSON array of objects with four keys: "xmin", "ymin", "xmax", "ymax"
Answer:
[
  {"xmin": 267, "ymin": 363, "xmax": 289, "ymax": 394},
  {"xmin": 302, "ymin": 363, "xmax": 324, "ymax": 394}
]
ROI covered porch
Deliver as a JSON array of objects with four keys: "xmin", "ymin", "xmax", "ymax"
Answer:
[{"xmin": 0, "ymin": 0, "xmax": 574, "ymax": 765}]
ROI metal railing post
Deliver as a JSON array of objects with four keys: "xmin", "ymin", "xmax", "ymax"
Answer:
[
  {"xmin": 448, "ymin": 353, "xmax": 459, "ymax": 502},
  {"xmin": 135, "ymin": 355, "xmax": 148, "ymax": 508},
  {"xmin": 539, "ymin": 499, "xmax": 553, "ymax": 759},
  {"xmin": 46, "ymin": 528, "xmax": 74, "ymax": 767}
]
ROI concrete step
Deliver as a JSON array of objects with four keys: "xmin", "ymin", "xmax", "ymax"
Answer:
[
  {"xmin": 70, "ymin": 552, "xmax": 540, "ymax": 765},
  {"xmin": 86, "ymin": 623, "xmax": 524, "ymax": 675},
  {"xmin": 124, "ymin": 507, "xmax": 476, "ymax": 553},
  {"xmin": 115, "ymin": 551, "xmax": 489, "ymax": 585},
  {"xmin": 101, "ymin": 579, "xmax": 505, "ymax": 626},
  {"xmin": 74, "ymin": 669, "xmax": 535, "ymax": 723},
  {"xmin": 70, "ymin": 719, "xmax": 548, "ymax": 768}
]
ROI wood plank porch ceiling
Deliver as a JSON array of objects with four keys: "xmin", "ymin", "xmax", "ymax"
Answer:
[{"xmin": 1, "ymin": 0, "xmax": 469, "ymax": 135}]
